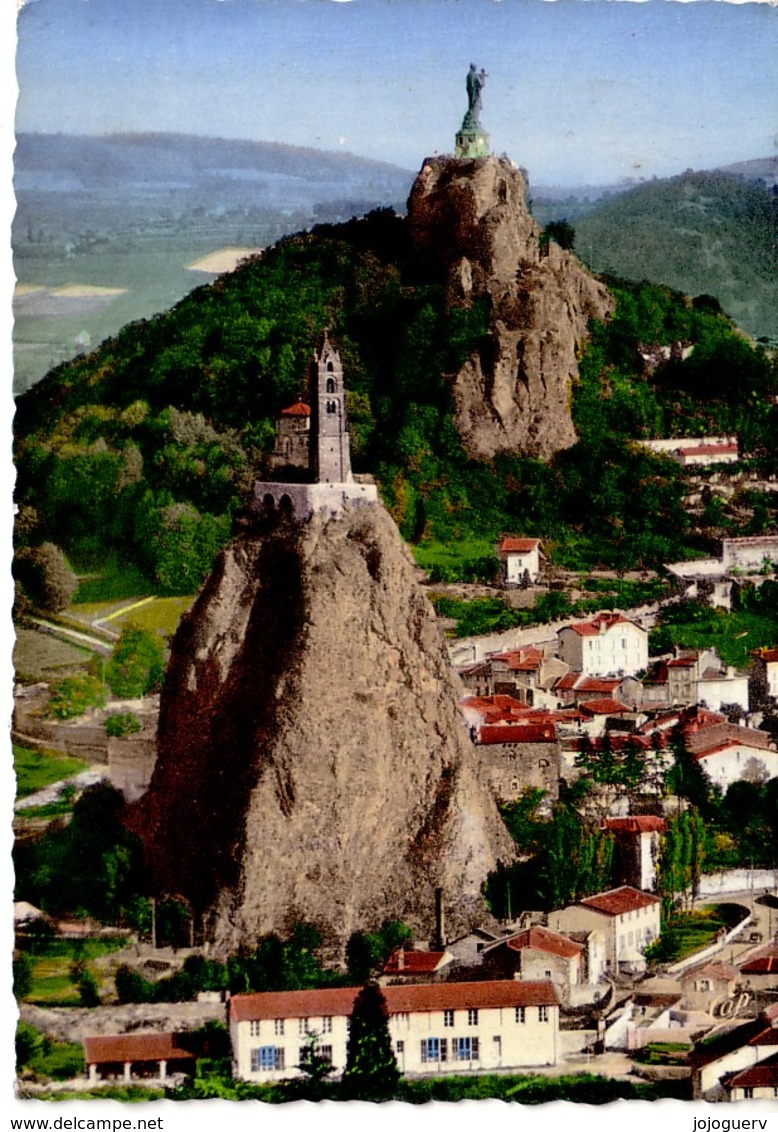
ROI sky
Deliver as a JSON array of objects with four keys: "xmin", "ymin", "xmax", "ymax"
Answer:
[{"xmin": 11, "ymin": 0, "xmax": 778, "ymax": 186}]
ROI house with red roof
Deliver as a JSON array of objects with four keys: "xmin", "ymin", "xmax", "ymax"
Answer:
[
  {"xmin": 496, "ymin": 537, "xmax": 542, "ymax": 586},
  {"xmin": 685, "ymin": 722, "xmax": 778, "ymax": 793},
  {"xmin": 724, "ymin": 1053, "xmax": 778, "ymax": 1101},
  {"xmin": 679, "ymin": 959, "xmax": 741, "ymax": 1013},
  {"xmin": 229, "ymin": 979, "xmax": 560, "ymax": 1082},
  {"xmin": 557, "ymin": 613, "xmax": 648, "ymax": 679},
  {"xmin": 380, "ymin": 948, "xmax": 454, "ymax": 984},
  {"xmin": 479, "ymin": 926, "xmax": 584, "ymax": 1001},
  {"xmin": 548, "ymin": 886, "xmax": 661, "ymax": 974},
  {"xmin": 602, "ymin": 815, "xmax": 667, "ymax": 893},
  {"xmin": 689, "ymin": 1003, "xmax": 778, "ymax": 1100},
  {"xmin": 471, "ymin": 718, "xmax": 561, "ymax": 804},
  {"xmin": 737, "ymin": 939, "xmax": 778, "ymax": 993}
]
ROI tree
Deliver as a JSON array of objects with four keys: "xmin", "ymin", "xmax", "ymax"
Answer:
[
  {"xmin": 14, "ymin": 542, "xmax": 78, "ymax": 612},
  {"xmin": 105, "ymin": 624, "xmax": 165, "ymax": 699},
  {"xmin": 341, "ymin": 983, "xmax": 400, "ymax": 1101},
  {"xmin": 544, "ymin": 220, "xmax": 576, "ymax": 250}
]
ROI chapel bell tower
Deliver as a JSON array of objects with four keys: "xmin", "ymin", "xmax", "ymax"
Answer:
[{"xmin": 310, "ymin": 330, "xmax": 353, "ymax": 484}]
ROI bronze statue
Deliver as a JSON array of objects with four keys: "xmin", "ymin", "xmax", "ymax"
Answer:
[{"xmin": 466, "ymin": 63, "xmax": 487, "ymax": 123}]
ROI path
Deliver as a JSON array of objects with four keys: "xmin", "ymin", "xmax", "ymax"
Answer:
[
  {"xmin": 30, "ymin": 617, "xmax": 113, "ymax": 655},
  {"xmin": 92, "ymin": 596, "xmax": 155, "ymax": 626}
]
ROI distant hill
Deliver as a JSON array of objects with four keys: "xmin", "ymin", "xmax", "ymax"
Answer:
[
  {"xmin": 716, "ymin": 156, "xmax": 778, "ymax": 190},
  {"xmin": 570, "ymin": 170, "xmax": 778, "ymax": 342},
  {"xmin": 13, "ymin": 133, "xmax": 415, "ymax": 392}
]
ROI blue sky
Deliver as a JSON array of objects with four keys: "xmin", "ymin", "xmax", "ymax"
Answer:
[{"xmin": 12, "ymin": 0, "xmax": 778, "ymax": 186}]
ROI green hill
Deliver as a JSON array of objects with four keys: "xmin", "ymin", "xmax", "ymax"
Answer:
[
  {"xmin": 572, "ymin": 171, "xmax": 778, "ymax": 343},
  {"xmin": 13, "ymin": 209, "xmax": 778, "ymax": 601}
]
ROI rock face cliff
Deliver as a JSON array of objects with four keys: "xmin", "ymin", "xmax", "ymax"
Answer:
[
  {"xmin": 408, "ymin": 155, "xmax": 613, "ymax": 460},
  {"xmin": 129, "ymin": 502, "xmax": 514, "ymax": 952}
]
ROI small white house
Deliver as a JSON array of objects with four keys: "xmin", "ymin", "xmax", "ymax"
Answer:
[
  {"xmin": 497, "ymin": 538, "xmax": 541, "ymax": 586},
  {"xmin": 230, "ymin": 980, "xmax": 560, "ymax": 1082}
]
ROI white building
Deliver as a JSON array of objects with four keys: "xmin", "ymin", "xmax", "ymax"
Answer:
[
  {"xmin": 497, "ymin": 537, "xmax": 542, "ymax": 585},
  {"xmin": 687, "ymin": 726, "xmax": 778, "ymax": 793},
  {"xmin": 720, "ymin": 536, "xmax": 778, "ymax": 573},
  {"xmin": 557, "ymin": 613, "xmax": 648, "ymax": 678},
  {"xmin": 665, "ymin": 649, "xmax": 749, "ymax": 713},
  {"xmin": 548, "ymin": 886, "xmax": 661, "ymax": 974},
  {"xmin": 229, "ymin": 980, "xmax": 560, "ymax": 1082}
]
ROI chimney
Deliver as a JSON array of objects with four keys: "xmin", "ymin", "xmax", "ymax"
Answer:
[{"xmin": 397, "ymin": 947, "xmax": 405, "ymax": 971}]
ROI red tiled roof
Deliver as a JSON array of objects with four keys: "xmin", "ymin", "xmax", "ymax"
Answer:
[
  {"xmin": 280, "ymin": 400, "xmax": 310, "ymax": 417},
  {"xmin": 229, "ymin": 980, "xmax": 559, "ymax": 1023},
  {"xmin": 382, "ymin": 950, "xmax": 448, "ymax": 976},
  {"xmin": 83, "ymin": 1033, "xmax": 197, "ymax": 1065},
  {"xmin": 498, "ymin": 538, "xmax": 540, "ymax": 554},
  {"xmin": 554, "ymin": 672, "xmax": 580, "ymax": 691},
  {"xmin": 477, "ymin": 723, "xmax": 557, "ymax": 745},
  {"xmin": 491, "ymin": 648, "xmax": 544, "ymax": 672},
  {"xmin": 505, "ymin": 926, "xmax": 583, "ymax": 961},
  {"xmin": 576, "ymin": 677, "xmax": 623, "ymax": 694},
  {"xmin": 727, "ymin": 1054, "xmax": 778, "ymax": 1091},
  {"xmin": 579, "ymin": 886, "xmax": 660, "ymax": 916},
  {"xmin": 677, "ymin": 443, "xmax": 738, "ymax": 458},
  {"xmin": 680, "ymin": 960, "xmax": 739, "ymax": 984},
  {"xmin": 562, "ymin": 612, "xmax": 641, "ymax": 638},
  {"xmin": 753, "ymin": 647, "xmax": 778, "ymax": 664},
  {"xmin": 667, "ymin": 655, "xmax": 699, "ymax": 668},
  {"xmin": 739, "ymin": 941, "xmax": 778, "ymax": 976},
  {"xmin": 578, "ymin": 697, "xmax": 632, "ymax": 716},
  {"xmin": 603, "ymin": 816, "xmax": 667, "ymax": 834}
]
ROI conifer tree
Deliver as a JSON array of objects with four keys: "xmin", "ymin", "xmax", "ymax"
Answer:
[{"xmin": 341, "ymin": 982, "xmax": 399, "ymax": 1102}]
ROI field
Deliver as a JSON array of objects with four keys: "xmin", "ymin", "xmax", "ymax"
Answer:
[
  {"xmin": 13, "ymin": 628, "xmax": 93, "ymax": 683},
  {"xmin": 71, "ymin": 596, "xmax": 194, "ymax": 639},
  {"xmin": 650, "ymin": 606, "xmax": 778, "ymax": 669},
  {"xmin": 21, "ymin": 937, "xmax": 128, "ymax": 1007},
  {"xmin": 14, "ymin": 744, "xmax": 90, "ymax": 799}
]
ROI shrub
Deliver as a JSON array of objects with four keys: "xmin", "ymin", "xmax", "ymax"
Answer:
[
  {"xmin": 47, "ymin": 673, "xmax": 107, "ymax": 720},
  {"xmin": 104, "ymin": 711, "xmax": 141, "ymax": 738}
]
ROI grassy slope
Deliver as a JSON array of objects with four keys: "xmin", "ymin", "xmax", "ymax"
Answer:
[{"xmin": 14, "ymin": 744, "xmax": 90, "ymax": 798}]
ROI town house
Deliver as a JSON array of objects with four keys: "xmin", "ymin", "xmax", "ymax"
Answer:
[
  {"xmin": 556, "ymin": 613, "xmax": 648, "ymax": 678},
  {"xmin": 229, "ymin": 980, "xmax": 560, "ymax": 1082},
  {"xmin": 548, "ymin": 886, "xmax": 661, "ymax": 973}
]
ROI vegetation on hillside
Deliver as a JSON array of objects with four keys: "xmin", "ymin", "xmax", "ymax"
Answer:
[
  {"xmin": 573, "ymin": 171, "xmax": 778, "ymax": 343},
  {"xmin": 14, "ymin": 208, "xmax": 778, "ymax": 599}
]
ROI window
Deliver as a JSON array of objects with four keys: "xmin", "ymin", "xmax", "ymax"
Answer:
[
  {"xmin": 251, "ymin": 1046, "xmax": 284, "ymax": 1072},
  {"xmin": 274, "ymin": 1019, "xmax": 285, "ymax": 1036},
  {"xmin": 420, "ymin": 1038, "xmax": 447, "ymax": 1063},
  {"xmin": 396, "ymin": 1040, "xmax": 404, "ymax": 1055},
  {"xmin": 319, "ymin": 1045, "xmax": 333, "ymax": 1064},
  {"xmin": 322, "ymin": 1016, "xmax": 332, "ymax": 1034},
  {"xmin": 299, "ymin": 1018, "xmax": 309, "ymax": 1036},
  {"xmin": 515, "ymin": 1006, "xmax": 525, "ymax": 1024},
  {"xmin": 326, "ymin": 377, "xmax": 336, "ymax": 393},
  {"xmin": 443, "ymin": 1009, "xmax": 455, "ymax": 1028},
  {"xmin": 326, "ymin": 400, "xmax": 337, "ymax": 414},
  {"xmin": 249, "ymin": 1020, "xmax": 261, "ymax": 1037},
  {"xmin": 467, "ymin": 1008, "xmax": 478, "ymax": 1026},
  {"xmin": 455, "ymin": 1037, "xmax": 480, "ymax": 1062},
  {"xmin": 538, "ymin": 1005, "xmax": 549, "ymax": 1023},
  {"xmin": 743, "ymin": 1087, "xmax": 754, "ymax": 1100}
]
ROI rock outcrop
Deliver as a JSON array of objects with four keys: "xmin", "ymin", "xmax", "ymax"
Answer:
[
  {"xmin": 129, "ymin": 503, "xmax": 514, "ymax": 953},
  {"xmin": 408, "ymin": 155, "xmax": 614, "ymax": 460}
]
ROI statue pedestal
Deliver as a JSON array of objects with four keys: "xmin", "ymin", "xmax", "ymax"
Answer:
[{"xmin": 455, "ymin": 126, "xmax": 490, "ymax": 159}]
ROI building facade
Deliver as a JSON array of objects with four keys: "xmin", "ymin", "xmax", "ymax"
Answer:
[
  {"xmin": 230, "ymin": 980, "xmax": 560, "ymax": 1082},
  {"xmin": 557, "ymin": 614, "xmax": 648, "ymax": 678}
]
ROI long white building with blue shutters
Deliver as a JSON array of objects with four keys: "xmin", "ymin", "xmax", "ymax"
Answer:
[{"xmin": 229, "ymin": 980, "xmax": 560, "ymax": 1082}]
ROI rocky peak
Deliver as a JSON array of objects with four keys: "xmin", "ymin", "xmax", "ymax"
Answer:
[
  {"xmin": 129, "ymin": 501, "xmax": 514, "ymax": 953},
  {"xmin": 408, "ymin": 154, "xmax": 614, "ymax": 460}
]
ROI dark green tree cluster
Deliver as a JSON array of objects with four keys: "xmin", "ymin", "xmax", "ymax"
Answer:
[
  {"xmin": 487, "ymin": 788, "xmax": 614, "ymax": 915},
  {"xmin": 13, "ymin": 785, "xmax": 147, "ymax": 922},
  {"xmin": 345, "ymin": 919, "xmax": 412, "ymax": 983},
  {"xmin": 115, "ymin": 922, "xmax": 343, "ymax": 1004},
  {"xmin": 341, "ymin": 983, "xmax": 400, "ymax": 1102},
  {"xmin": 104, "ymin": 624, "xmax": 166, "ymax": 699},
  {"xmin": 655, "ymin": 807, "xmax": 706, "ymax": 921}
]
